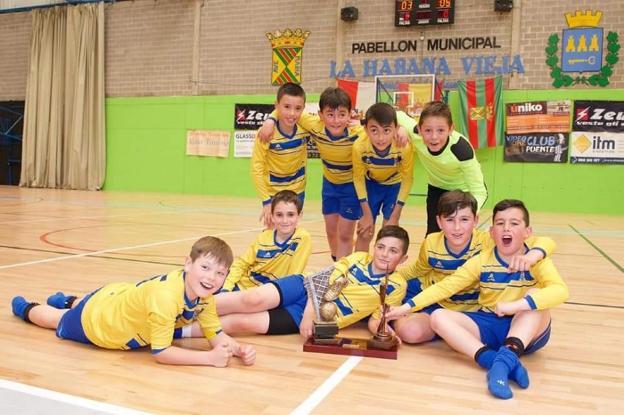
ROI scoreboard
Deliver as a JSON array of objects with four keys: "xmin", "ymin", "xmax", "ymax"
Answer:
[{"xmin": 395, "ymin": 0, "xmax": 455, "ymax": 26}]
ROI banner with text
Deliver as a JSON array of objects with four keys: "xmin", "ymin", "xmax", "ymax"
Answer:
[
  {"xmin": 572, "ymin": 101, "xmax": 624, "ymax": 133},
  {"xmin": 233, "ymin": 130, "xmax": 256, "ymax": 158},
  {"xmin": 186, "ymin": 130, "xmax": 230, "ymax": 157},
  {"xmin": 506, "ymin": 101, "xmax": 571, "ymax": 134},
  {"xmin": 234, "ymin": 104, "xmax": 275, "ymax": 130},
  {"xmin": 570, "ymin": 131, "xmax": 624, "ymax": 164},
  {"xmin": 504, "ymin": 133, "xmax": 569, "ymax": 163}
]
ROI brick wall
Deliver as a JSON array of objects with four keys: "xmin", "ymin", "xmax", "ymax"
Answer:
[{"xmin": 0, "ymin": 0, "xmax": 622, "ymax": 100}]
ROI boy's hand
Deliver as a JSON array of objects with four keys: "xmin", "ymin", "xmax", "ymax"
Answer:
[
  {"xmin": 395, "ymin": 126, "xmax": 410, "ymax": 148},
  {"xmin": 211, "ymin": 342, "xmax": 233, "ymax": 368},
  {"xmin": 257, "ymin": 118, "xmax": 276, "ymax": 143},
  {"xmin": 357, "ymin": 213, "xmax": 374, "ymax": 237},
  {"xmin": 234, "ymin": 344, "xmax": 256, "ymax": 366},
  {"xmin": 260, "ymin": 204, "xmax": 273, "ymax": 228},
  {"xmin": 386, "ymin": 206, "xmax": 402, "ymax": 226},
  {"xmin": 507, "ymin": 249, "xmax": 544, "ymax": 272},
  {"xmin": 494, "ymin": 301, "xmax": 522, "ymax": 317},
  {"xmin": 385, "ymin": 304, "xmax": 410, "ymax": 320},
  {"xmin": 299, "ymin": 308, "xmax": 315, "ymax": 339}
]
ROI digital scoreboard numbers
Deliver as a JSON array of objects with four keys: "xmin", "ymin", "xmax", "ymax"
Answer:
[{"xmin": 395, "ymin": 0, "xmax": 455, "ymax": 26}]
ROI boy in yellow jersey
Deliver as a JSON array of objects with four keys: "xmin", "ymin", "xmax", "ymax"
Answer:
[
  {"xmin": 207, "ymin": 226, "xmax": 409, "ymax": 337},
  {"xmin": 390, "ymin": 200, "xmax": 569, "ymax": 399},
  {"xmin": 221, "ymin": 190, "xmax": 311, "ymax": 292},
  {"xmin": 397, "ymin": 101, "xmax": 487, "ymax": 235},
  {"xmin": 388, "ymin": 190, "xmax": 556, "ymax": 345},
  {"xmin": 259, "ymin": 88, "xmax": 409, "ymax": 260},
  {"xmin": 353, "ymin": 102, "xmax": 414, "ymax": 252},
  {"xmin": 252, "ymin": 82, "xmax": 308, "ymax": 228},
  {"xmin": 11, "ymin": 237, "xmax": 256, "ymax": 367}
]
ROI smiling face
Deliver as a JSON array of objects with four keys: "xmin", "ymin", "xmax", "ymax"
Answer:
[
  {"xmin": 419, "ymin": 115, "xmax": 452, "ymax": 153},
  {"xmin": 366, "ymin": 119, "xmax": 396, "ymax": 152},
  {"xmin": 275, "ymin": 94, "xmax": 305, "ymax": 133},
  {"xmin": 272, "ymin": 200, "xmax": 301, "ymax": 241},
  {"xmin": 437, "ymin": 207, "xmax": 478, "ymax": 254},
  {"xmin": 490, "ymin": 207, "xmax": 532, "ymax": 259},
  {"xmin": 319, "ymin": 105, "xmax": 351, "ymax": 136},
  {"xmin": 184, "ymin": 254, "xmax": 229, "ymax": 301},
  {"xmin": 371, "ymin": 236, "xmax": 407, "ymax": 275}
]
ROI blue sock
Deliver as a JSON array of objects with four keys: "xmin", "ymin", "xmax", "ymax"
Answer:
[
  {"xmin": 47, "ymin": 292, "xmax": 76, "ymax": 309},
  {"xmin": 12, "ymin": 296, "xmax": 38, "ymax": 322},
  {"xmin": 476, "ymin": 346, "xmax": 529, "ymax": 389},
  {"xmin": 487, "ymin": 347, "xmax": 519, "ymax": 399}
]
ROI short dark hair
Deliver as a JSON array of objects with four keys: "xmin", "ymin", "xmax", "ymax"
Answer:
[
  {"xmin": 189, "ymin": 236, "xmax": 234, "ymax": 268},
  {"xmin": 271, "ymin": 190, "xmax": 303, "ymax": 214},
  {"xmin": 418, "ymin": 101, "xmax": 453, "ymax": 127},
  {"xmin": 375, "ymin": 225, "xmax": 409, "ymax": 255},
  {"xmin": 437, "ymin": 190, "xmax": 478, "ymax": 218},
  {"xmin": 492, "ymin": 199, "xmax": 530, "ymax": 226},
  {"xmin": 277, "ymin": 82, "xmax": 306, "ymax": 103},
  {"xmin": 319, "ymin": 87, "xmax": 352, "ymax": 111},
  {"xmin": 365, "ymin": 102, "xmax": 397, "ymax": 127}
]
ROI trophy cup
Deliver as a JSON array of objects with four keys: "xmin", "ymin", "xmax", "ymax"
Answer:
[
  {"xmin": 303, "ymin": 266, "xmax": 344, "ymax": 344},
  {"xmin": 302, "ymin": 266, "xmax": 399, "ymax": 359},
  {"xmin": 367, "ymin": 267, "xmax": 399, "ymax": 350}
]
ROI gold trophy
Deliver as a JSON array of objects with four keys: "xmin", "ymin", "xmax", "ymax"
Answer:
[
  {"xmin": 367, "ymin": 267, "xmax": 399, "ymax": 350},
  {"xmin": 302, "ymin": 266, "xmax": 399, "ymax": 359},
  {"xmin": 304, "ymin": 267, "xmax": 348, "ymax": 344}
]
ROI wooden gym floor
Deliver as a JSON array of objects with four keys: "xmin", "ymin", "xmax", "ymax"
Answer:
[{"xmin": 0, "ymin": 186, "xmax": 622, "ymax": 414}]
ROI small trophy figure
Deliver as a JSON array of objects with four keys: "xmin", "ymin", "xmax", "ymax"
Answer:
[
  {"xmin": 367, "ymin": 268, "xmax": 399, "ymax": 350},
  {"xmin": 303, "ymin": 266, "xmax": 348, "ymax": 344}
]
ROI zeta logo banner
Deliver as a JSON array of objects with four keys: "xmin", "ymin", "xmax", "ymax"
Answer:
[
  {"xmin": 266, "ymin": 28, "xmax": 310, "ymax": 86},
  {"xmin": 545, "ymin": 10, "xmax": 620, "ymax": 88}
]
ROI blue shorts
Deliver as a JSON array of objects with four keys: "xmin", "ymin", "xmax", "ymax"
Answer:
[
  {"xmin": 56, "ymin": 291, "xmax": 97, "ymax": 345},
  {"xmin": 365, "ymin": 181, "xmax": 400, "ymax": 221},
  {"xmin": 322, "ymin": 178, "xmax": 361, "ymax": 220},
  {"xmin": 402, "ymin": 278, "xmax": 442, "ymax": 315},
  {"xmin": 270, "ymin": 275, "xmax": 308, "ymax": 326},
  {"xmin": 464, "ymin": 311, "xmax": 551, "ymax": 353}
]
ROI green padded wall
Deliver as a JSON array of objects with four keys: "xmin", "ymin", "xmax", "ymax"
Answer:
[{"xmin": 106, "ymin": 89, "xmax": 624, "ymax": 214}]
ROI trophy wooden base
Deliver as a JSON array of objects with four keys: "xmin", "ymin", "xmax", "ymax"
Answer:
[{"xmin": 303, "ymin": 337, "xmax": 398, "ymax": 360}]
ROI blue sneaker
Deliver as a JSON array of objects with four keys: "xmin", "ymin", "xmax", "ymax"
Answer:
[
  {"xmin": 12, "ymin": 296, "xmax": 31, "ymax": 320},
  {"xmin": 47, "ymin": 292, "xmax": 71, "ymax": 309}
]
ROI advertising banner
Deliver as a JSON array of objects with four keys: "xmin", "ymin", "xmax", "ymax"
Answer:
[
  {"xmin": 504, "ymin": 133, "xmax": 569, "ymax": 163},
  {"xmin": 234, "ymin": 104, "xmax": 275, "ymax": 130},
  {"xmin": 572, "ymin": 101, "xmax": 624, "ymax": 133},
  {"xmin": 186, "ymin": 130, "xmax": 230, "ymax": 157},
  {"xmin": 505, "ymin": 100, "xmax": 571, "ymax": 134},
  {"xmin": 570, "ymin": 131, "xmax": 624, "ymax": 164},
  {"xmin": 233, "ymin": 130, "xmax": 256, "ymax": 158}
]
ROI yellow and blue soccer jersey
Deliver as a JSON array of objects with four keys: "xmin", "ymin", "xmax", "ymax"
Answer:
[
  {"xmin": 397, "ymin": 111, "xmax": 488, "ymax": 210},
  {"xmin": 352, "ymin": 136, "xmax": 414, "ymax": 205},
  {"xmin": 81, "ymin": 269, "xmax": 221, "ymax": 353},
  {"xmin": 296, "ymin": 112, "xmax": 364, "ymax": 185},
  {"xmin": 331, "ymin": 252, "xmax": 407, "ymax": 328},
  {"xmin": 400, "ymin": 230, "xmax": 557, "ymax": 312},
  {"xmin": 251, "ymin": 123, "xmax": 309, "ymax": 204},
  {"xmin": 407, "ymin": 245, "xmax": 568, "ymax": 313},
  {"xmin": 223, "ymin": 227, "xmax": 312, "ymax": 291}
]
